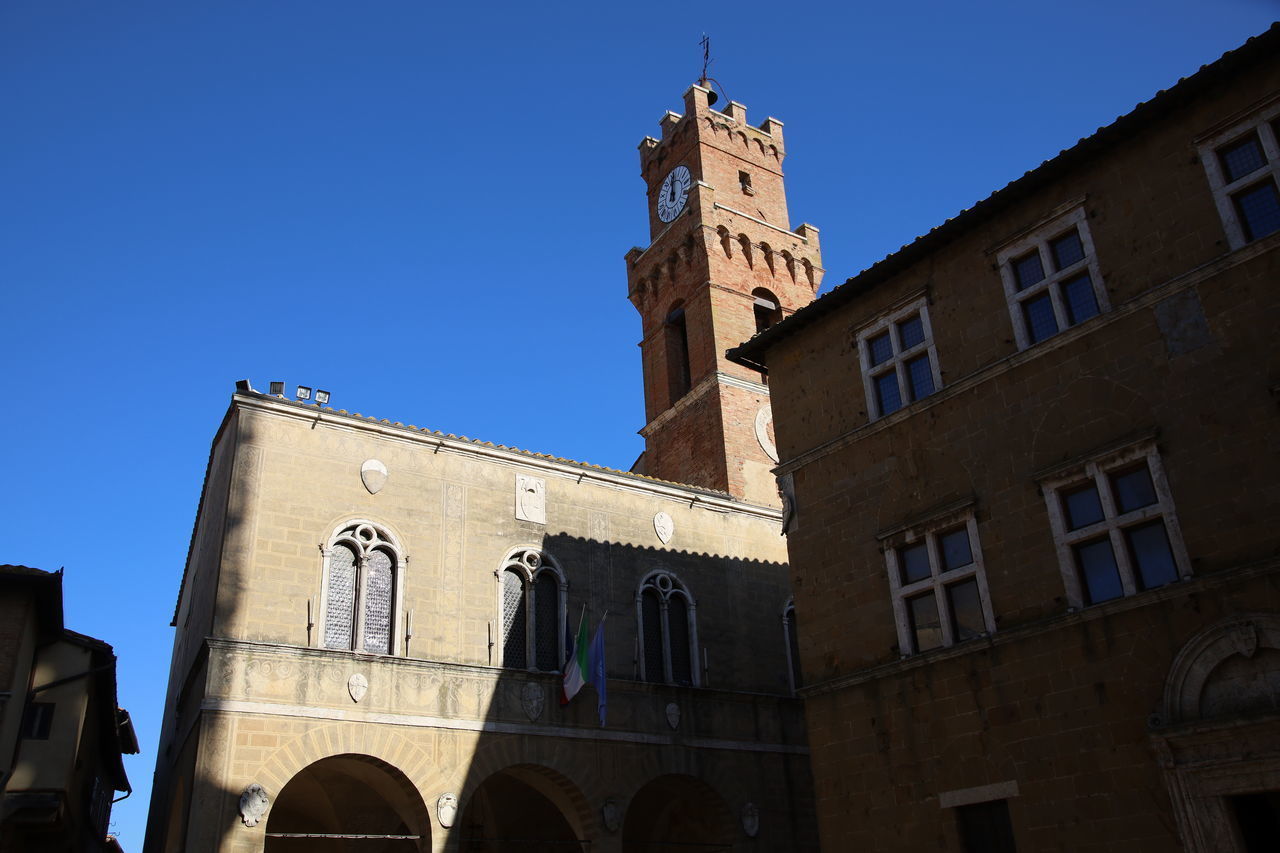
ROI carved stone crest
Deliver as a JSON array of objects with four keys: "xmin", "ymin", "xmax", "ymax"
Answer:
[
  {"xmin": 654, "ymin": 511, "xmax": 674, "ymax": 545},
  {"xmin": 522, "ymin": 682, "xmax": 545, "ymax": 722},
  {"xmin": 437, "ymin": 793, "xmax": 458, "ymax": 828},
  {"xmin": 239, "ymin": 784, "xmax": 270, "ymax": 827},
  {"xmin": 360, "ymin": 459, "xmax": 388, "ymax": 495},
  {"xmin": 754, "ymin": 405, "xmax": 779, "ymax": 463},
  {"xmin": 516, "ymin": 474, "xmax": 546, "ymax": 524},
  {"xmin": 1230, "ymin": 621, "xmax": 1259, "ymax": 659},
  {"xmin": 742, "ymin": 802, "xmax": 760, "ymax": 837},
  {"xmin": 777, "ymin": 473, "xmax": 797, "ymax": 535},
  {"xmin": 601, "ymin": 798, "xmax": 622, "ymax": 833},
  {"xmin": 348, "ymin": 673, "xmax": 368, "ymax": 703},
  {"xmin": 665, "ymin": 701, "xmax": 681, "ymax": 730}
]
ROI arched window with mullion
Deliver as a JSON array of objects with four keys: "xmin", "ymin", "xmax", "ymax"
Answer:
[
  {"xmin": 636, "ymin": 570, "xmax": 699, "ymax": 686},
  {"xmin": 498, "ymin": 548, "xmax": 566, "ymax": 671},
  {"xmin": 321, "ymin": 521, "xmax": 403, "ymax": 655}
]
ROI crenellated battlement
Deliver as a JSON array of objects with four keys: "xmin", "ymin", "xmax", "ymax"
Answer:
[{"xmin": 638, "ymin": 84, "xmax": 786, "ymax": 183}]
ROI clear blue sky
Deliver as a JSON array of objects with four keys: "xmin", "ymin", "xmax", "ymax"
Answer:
[{"xmin": 2, "ymin": 1, "xmax": 1275, "ymax": 846}]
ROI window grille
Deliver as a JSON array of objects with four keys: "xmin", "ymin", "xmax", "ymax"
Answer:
[
  {"xmin": 534, "ymin": 572, "xmax": 560, "ymax": 671},
  {"xmin": 498, "ymin": 548, "xmax": 565, "ymax": 671},
  {"xmin": 636, "ymin": 571, "xmax": 698, "ymax": 686},
  {"xmin": 324, "ymin": 543, "xmax": 357, "ymax": 650},
  {"xmin": 363, "ymin": 549, "xmax": 393, "ymax": 654},
  {"xmin": 322, "ymin": 523, "xmax": 402, "ymax": 655},
  {"xmin": 502, "ymin": 569, "xmax": 527, "ymax": 667}
]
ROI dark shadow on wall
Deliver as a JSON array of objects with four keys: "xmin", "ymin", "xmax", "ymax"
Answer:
[{"xmin": 447, "ymin": 534, "xmax": 817, "ymax": 853}]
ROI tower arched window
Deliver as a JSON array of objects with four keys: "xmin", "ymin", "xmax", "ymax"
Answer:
[
  {"xmin": 782, "ymin": 599, "xmax": 802, "ymax": 693},
  {"xmin": 499, "ymin": 548, "xmax": 566, "ymax": 671},
  {"xmin": 664, "ymin": 302, "xmax": 692, "ymax": 403},
  {"xmin": 321, "ymin": 521, "xmax": 403, "ymax": 655},
  {"xmin": 636, "ymin": 570, "xmax": 699, "ymax": 686},
  {"xmin": 753, "ymin": 288, "xmax": 782, "ymax": 334}
]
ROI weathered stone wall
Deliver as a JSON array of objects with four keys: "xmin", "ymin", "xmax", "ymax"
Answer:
[
  {"xmin": 147, "ymin": 395, "xmax": 815, "ymax": 852},
  {"xmin": 762, "ymin": 38, "xmax": 1280, "ymax": 853}
]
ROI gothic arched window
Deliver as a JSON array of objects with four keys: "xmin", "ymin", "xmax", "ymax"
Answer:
[
  {"xmin": 637, "ymin": 570, "xmax": 699, "ymax": 686},
  {"xmin": 783, "ymin": 599, "xmax": 802, "ymax": 693},
  {"xmin": 321, "ymin": 521, "xmax": 403, "ymax": 655},
  {"xmin": 499, "ymin": 548, "xmax": 566, "ymax": 671}
]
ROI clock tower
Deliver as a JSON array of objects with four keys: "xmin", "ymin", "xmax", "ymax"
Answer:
[{"xmin": 626, "ymin": 83, "xmax": 823, "ymax": 506}]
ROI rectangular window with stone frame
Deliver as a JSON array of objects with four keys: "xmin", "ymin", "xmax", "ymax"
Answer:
[
  {"xmin": 1197, "ymin": 99, "xmax": 1280, "ymax": 249},
  {"xmin": 1039, "ymin": 439, "xmax": 1192, "ymax": 609},
  {"xmin": 881, "ymin": 504, "xmax": 996, "ymax": 656},
  {"xmin": 996, "ymin": 205, "xmax": 1109, "ymax": 350},
  {"xmin": 856, "ymin": 297, "xmax": 942, "ymax": 420}
]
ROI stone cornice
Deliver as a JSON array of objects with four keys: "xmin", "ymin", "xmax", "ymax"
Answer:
[{"xmin": 232, "ymin": 393, "xmax": 781, "ymax": 521}]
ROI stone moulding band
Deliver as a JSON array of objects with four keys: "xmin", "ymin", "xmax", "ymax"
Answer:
[{"xmin": 201, "ymin": 697, "xmax": 808, "ymax": 756}]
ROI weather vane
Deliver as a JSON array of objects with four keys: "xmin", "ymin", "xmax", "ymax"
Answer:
[{"xmin": 698, "ymin": 34, "xmax": 725, "ymax": 107}]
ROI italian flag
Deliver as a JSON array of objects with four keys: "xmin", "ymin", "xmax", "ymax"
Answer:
[{"xmin": 561, "ymin": 615, "xmax": 589, "ymax": 704}]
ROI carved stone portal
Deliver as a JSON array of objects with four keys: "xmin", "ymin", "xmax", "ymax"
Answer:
[
  {"xmin": 437, "ymin": 793, "xmax": 459, "ymax": 828},
  {"xmin": 360, "ymin": 459, "xmax": 388, "ymax": 495},
  {"xmin": 239, "ymin": 784, "xmax": 270, "ymax": 827},
  {"xmin": 516, "ymin": 475, "xmax": 546, "ymax": 524},
  {"xmin": 654, "ymin": 512, "xmax": 674, "ymax": 545},
  {"xmin": 666, "ymin": 702, "xmax": 681, "ymax": 730},
  {"xmin": 348, "ymin": 673, "xmax": 368, "ymax": 703},
  {"xmin": 742, "ymin": 802, "xmax": 760, "ymax": 837},
  {"xmin": 522, "ymin": 682, "xmax": 544, "ymax": 722}
]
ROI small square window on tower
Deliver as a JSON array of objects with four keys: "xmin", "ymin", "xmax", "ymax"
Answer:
[
  {"xmin": 1197, "ymin": 100, "xmax": 1280, "ymax": 249},
  {"xmin": 739, "ymin": 170, "xmax": 754, "ymax": 195}
]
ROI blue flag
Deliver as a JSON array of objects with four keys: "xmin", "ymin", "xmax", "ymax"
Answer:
[{"xmin": 588, "ymin": 621, "xmax": 606, "ymax": 727}]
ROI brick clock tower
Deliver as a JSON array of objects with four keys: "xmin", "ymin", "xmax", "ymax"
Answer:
[{"xmin": 626, "ymin": 83, "xmax": 823, "ymax": 506}]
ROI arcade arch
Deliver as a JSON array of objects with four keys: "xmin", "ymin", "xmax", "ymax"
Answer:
[{"xmin": 263, "ymin": 754, "xmax": 430, "ymax": 852}]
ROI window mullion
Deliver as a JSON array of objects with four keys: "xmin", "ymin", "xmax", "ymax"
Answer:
[
  {"xmin": 354, "ymin": 553, "xmax": 369, "ymax": 652},
  {"xmin": 926, "ymin": 536, "xmax": 956, "ymax": 645},
  {"xmin": 526, "ymin": 578, "xmax": 536, "ymax": 670}
]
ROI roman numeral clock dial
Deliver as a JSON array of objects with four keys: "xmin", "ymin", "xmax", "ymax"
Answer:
[{"xmin": 656, "ymin": 165, "xmax": 692, "ymax": 223}]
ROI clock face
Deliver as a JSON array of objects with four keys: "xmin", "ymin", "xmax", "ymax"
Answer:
[{"xmin": 656, "ymin": 165, "xmax": 692, "ymax": 223}]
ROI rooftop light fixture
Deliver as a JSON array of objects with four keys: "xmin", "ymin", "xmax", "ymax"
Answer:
[
  {"xmin": 296, "ymin": 386, "xmax": 312, "ymax": 402},
  {"xmin": 269, "ymin": 381, "xmax": 285, "ymax": 396},
  {"xmin": 315, "ymin": 390, "xmax": 331, "ymax": 405}
]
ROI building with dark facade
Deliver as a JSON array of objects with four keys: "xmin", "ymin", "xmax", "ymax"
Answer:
[{"xmin": 730, "ymin": 24, "xmax": 1280, "ymax": 853}]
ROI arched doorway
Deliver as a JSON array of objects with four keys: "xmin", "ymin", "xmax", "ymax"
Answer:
[
  {"xmin": 457, "ymin": 765, "xmax": 586, "ymax": 852},
  {"xmin": 264, "ymin": 754, "xmax": 430, "ymax": 852},
  {"xmin": 622, "ymin": 774, "xmax": 734, "ymax": 852}
]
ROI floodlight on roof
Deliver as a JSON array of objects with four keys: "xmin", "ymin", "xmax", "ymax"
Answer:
[
  {"xmin": 296, "ymin": 386, "xmax": 312, "ymax": 402},
  {"xmin": 269, "ymin": 381, "xmax": 285, "ymax": 396},
  {"xmin": 315, "ymin": 390, "xmax": 331, "ymax": 405}
]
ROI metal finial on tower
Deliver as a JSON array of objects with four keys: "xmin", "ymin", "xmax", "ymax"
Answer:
[{"xmin": 698, "ymin": 34, "xmax": 725, "ymax": 107}]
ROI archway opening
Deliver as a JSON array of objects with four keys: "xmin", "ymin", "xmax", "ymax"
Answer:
[
  {"xmin": 622, "ymin": 774, "xmax": 734, "ymax": 852},
  {"xmin": 264, "ymin": 754, "xmax": 429, "ymax": 853},
  {"xmin": 457, "ymin": 766, "xmax": 585, "ymax": 852}
]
